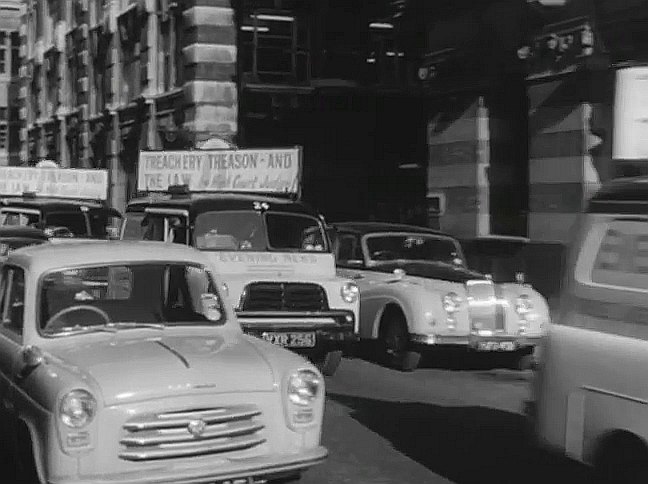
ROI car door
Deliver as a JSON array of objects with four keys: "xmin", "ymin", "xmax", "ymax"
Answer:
[{"xmin": 0, "ymin": 265, "xmax": 25, "ymax": 412}]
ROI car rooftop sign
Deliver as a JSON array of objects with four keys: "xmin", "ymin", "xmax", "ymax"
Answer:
[
  {"xmin": 0, "ymin": 166, "xmax": 109, "ymax": 200},
  {"xmin": 137, "ymin": 148, "xmax": 302, "ymax": 195}
]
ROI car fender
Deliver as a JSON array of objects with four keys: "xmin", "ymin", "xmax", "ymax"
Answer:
[{"xmin": 368, "ymin": 283, "xmax": 444, "ymax": 339}]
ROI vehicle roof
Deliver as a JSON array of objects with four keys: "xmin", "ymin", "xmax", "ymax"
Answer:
[
  {"xmin": 0, "ymin": 226, "xmax": 49, "ymax": 240},
  {"xmin": 7, "ymin": 241, "xmax": 210, "ymax": 274},
  {"xmin": 0, "ymin": 198, "xmax": 121, "ymax": 216},
  {"xmin": 331, "ymin": 221, "xmax": 452, "ymax": 238},
  {"xmin": 588, "ymin": 176, "xmax": 648, "ymax": 214},
  {"xmin": 126, "ymin": 192, "xmax": 320, "ymax": 218}
]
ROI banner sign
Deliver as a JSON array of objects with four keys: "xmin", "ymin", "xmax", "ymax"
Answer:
[
  {"xmin": 0, "ymin": 167, "xmax": 109, "ymax": 200},
  {"xmin": 137, "ymin": 148, "xmax": 301, "ymax": 195},
  {"xmin": 614, "ymin": 66, "xmax": 648, "ymax": 160}
]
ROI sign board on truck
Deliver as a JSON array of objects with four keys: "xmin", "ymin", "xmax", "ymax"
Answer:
[
  {"xmin": 614, "ymin": 66, "xmax": 648, "ymax": 160},
  {"xmin": 0, "ymin": 166, "xmax": 109, "ymax": 200},
  {"xmin": 137, "ymin": 148, "xmax": 302, "ymax": 195}
]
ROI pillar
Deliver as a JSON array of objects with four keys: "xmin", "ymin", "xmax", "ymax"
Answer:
[
  {"xmin": 427, "ymin": 95, "xmax": 490, "ymax": 238},
  {"xmin": 182, "ymin": 0, "xmax": 237, "ymax": 144}
]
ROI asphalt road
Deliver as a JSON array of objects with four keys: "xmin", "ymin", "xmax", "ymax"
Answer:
[{"xmin": 301, "ymin": 352, "xmax": 591, "ymax": 484}]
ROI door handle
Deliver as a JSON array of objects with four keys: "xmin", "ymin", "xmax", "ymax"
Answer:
[{"xmin": 352, "ymin": 273, "xmax": 364, "ymax": 280}]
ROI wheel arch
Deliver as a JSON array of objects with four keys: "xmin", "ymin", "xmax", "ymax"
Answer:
[
  {"xmin": 17, "ymin": 416, "xmax": 47, "ymax": 484},
  {"xmin": 590, "ymin": 428, "xmax": 648, "ymax": 468},
  {"xmin": 375, "ymin": 302, "xmax": 408, "ymax": 339}
]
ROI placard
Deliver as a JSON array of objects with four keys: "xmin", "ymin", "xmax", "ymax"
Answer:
[
  {"xmin": 0, "ymin": 167, "xmax": 109, "ymax": 200},
  {"xmin": 137, "ymin": 148, "xmax": 301, "ymax": 195}
]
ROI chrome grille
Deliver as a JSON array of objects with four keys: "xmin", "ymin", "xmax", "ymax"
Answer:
[
  {"xmin": 119, "ymin": 405, "xmax": 265, "ymax": 462},
  {"xmin": 239, "ymin": 282, "xmax": 328, "ymax": 312},
  {"xmin": 465, "ymin": 279, "xmax": 503, "ymax": 331}
]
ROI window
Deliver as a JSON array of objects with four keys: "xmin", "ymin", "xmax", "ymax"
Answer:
[
  {"xmin": 10, "ymin": 32, "xmax": 18, "ymax": 77},
  {"xmin": 44, "ymin": 212, "xmax": 89, "ymax": 236},
  {"xmin": 336, "ymin": 234, "xmax": 363, "ymax": 265},
  {"xmin": 0, "ymin": 124, "xmax": 8, "ymax": 150},
  {"xmin": 0, "ymin": 32, "xmax": 7, "ymax": 74},
  {"xmin": 40, "ymin": 263, "xmax": 225, "ymax": 333},
  {"xmin": 364, "ymin": 233, "xmax": 462, "ymax": 264},
  {"xmin": 265, "ymin": 213, "xmax": 326, "ymax": 252},
  {"xmin": 1, "ymin": 266, "xmax": 25, "ymax": 335}
]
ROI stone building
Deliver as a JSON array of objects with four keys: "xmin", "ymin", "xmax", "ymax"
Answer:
[
  {"xmin": 20, "ymin": 0, "xmax": 237, "ymax": 212},
  {"xmin": 0, "ymin": 1, "xmax": 23, "ymax": 166}
]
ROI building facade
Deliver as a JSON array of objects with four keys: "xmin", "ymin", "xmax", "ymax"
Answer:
[
  {"xmin": 0, "ymin": 1, "xmax": 23, "ymax": 167},
  {"xmin": 20, "ymin": 0, "xmax": 237, "ymax": 212}
]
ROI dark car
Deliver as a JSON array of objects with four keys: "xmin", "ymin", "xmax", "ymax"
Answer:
[
  {"xmin": 459, "ymin": 235, "xmax": 530, "ymax": 284},
  {"xmin": 0, "ymin": 195, "xmax": 122, "ymax": 239},
  {"xmin": 0, "ymin": 225, "xmax": 50, "ymax": 261}
]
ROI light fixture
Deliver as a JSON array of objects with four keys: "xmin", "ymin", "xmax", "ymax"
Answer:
[
  {"xmin": 251, "ymin": 14, "xmax": 294, "ymax": 22},
  {"xmin": 385, "ymin": 51, "xmax": 405, "ymax": 57},
  {"xmin": 366, "ymin": 58, "xmax": 376, "ymax": 64},
  {"xmin": 398, "ymin": 163, "xmax": 421, "ymax": 170},
  {"xmin": 241, "ymin": 25, "xmax": 270, "ymax": 32},
  {"xmin": 369, "ymin": 22, "xmax": 394, "ymax": 29}
]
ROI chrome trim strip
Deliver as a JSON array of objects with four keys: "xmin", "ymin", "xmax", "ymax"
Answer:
[{"xmin": 581, "ymin": 385, "xmax": 648, "ymax": 405}]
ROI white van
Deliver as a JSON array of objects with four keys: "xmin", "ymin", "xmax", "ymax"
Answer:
[{"xmin": 529, "ymin": 176, "xmax": 648, "ymax": 483}]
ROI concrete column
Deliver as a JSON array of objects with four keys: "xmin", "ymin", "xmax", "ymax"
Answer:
[
  {"xmin": 526, "ymin": 75, "xmax": 606, "ymax": 242},
  {"xmin": 182, "ymin": 1, "xmax": 237, "ymax": 144},
  {"xmin": 427, "ymin": 95, "xmax": 489, "ymax": 238}
]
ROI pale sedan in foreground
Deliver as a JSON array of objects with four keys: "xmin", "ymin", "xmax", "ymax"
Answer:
[{"xmin": 0, "ymin": 241, "xmax": 327, "ymax": 483}]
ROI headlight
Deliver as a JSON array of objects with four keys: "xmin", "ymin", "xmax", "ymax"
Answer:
[
  {"xmin": 341, "ymin": 282, "xmax": 359, "ymax": 304},
  {"xmin": 59, "ymin": 390, "xmax": 97, "ymax": 428},
  {"xmin": 515, "ymin": 294, "xmax": 533, "ymax": 316},
  {"xmin": 442, "ymin": 292, "xmax": 462, "ymax": 314},
  {"xmin": 287, "ymin": 370, "xmax": 322, "ymax": 406}
]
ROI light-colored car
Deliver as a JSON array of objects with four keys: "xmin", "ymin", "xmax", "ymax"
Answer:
[
  {"xmin": 0, "ymin": 241, "xmax": 327, "ymax": 484},
  {"xmin": 331, "ymin": 222, "xmax": 550, "ymax": 371}
]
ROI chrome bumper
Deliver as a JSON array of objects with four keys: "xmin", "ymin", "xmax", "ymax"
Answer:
[
  {"xmin": 410, "ymin": 332, "xmax": 542, "ymax": 349},
  {"xmin": 51, "ymin": 446, "xmax": 328, "ymax": 484}
]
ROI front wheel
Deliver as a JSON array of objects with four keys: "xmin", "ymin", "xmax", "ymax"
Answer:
[
  {"xmin": 594, "ymin": 435, "xmax": 648, "ymax": 484},
  {"xmin": 379, "ymin": 313, "xmax": 421, "ymax": 372},
  {"xmin": 314, "ymin": 350, "xmax": 343, "ymax": 376}
]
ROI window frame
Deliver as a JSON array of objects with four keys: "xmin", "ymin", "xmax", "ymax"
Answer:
[{"xmin": 0, "ymin": 264, "xmax": 26, "ymax": 339}]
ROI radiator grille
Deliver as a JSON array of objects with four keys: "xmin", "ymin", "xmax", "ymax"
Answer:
[
  {"xmin": 119, "ymin": 405, "xmax": 265, "ymax": 462},
  {"xmin": 239, "ymin": 282, "xmax": 328, "ymax": 312}
]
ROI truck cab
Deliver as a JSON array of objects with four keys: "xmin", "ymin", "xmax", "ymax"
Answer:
[{"xmin": 121, "ymin": 147, "xmax": 360, "ymax": 376}]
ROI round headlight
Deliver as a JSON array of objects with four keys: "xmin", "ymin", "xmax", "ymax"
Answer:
[
  {"xmin": 287, "ymin": 370, "xmax": 322, "ymax": 406},
  {"xmin": 515, "ymin": 294, "xmax": 533, "ymax": 315},
  {"xmin": 341, "ymin": 282, "xmax": 359, "ymax": 304},
  {"xmin": 59, "ymin": 390, "xmax": 97, "ymax": 428},
  {"xmin": 442, "ymin": 292, "xmax": 462, "ymax": 314}
]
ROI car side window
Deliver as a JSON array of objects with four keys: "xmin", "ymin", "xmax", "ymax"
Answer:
[
  {"xmin": 566, "ymin": 216, "xmax": 648, "ymax": 340},
  {"xmin": 336, "ymin": 234, "xmax": 363, "ymax": 267},
  {"xmin": 0, "ymin": 266, "xmax": 25, "ymax": 336}
]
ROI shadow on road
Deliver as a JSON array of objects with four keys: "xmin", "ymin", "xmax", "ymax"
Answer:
[
  {"xmin": 349, "ymin": 341, "xmax": 532, "ymax": 372},
  {"xmin": 329, "ymin": 392, "xmax": 590, "ymax": 484}
]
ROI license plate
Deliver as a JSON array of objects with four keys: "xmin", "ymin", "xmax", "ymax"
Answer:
[
  {"xmin": 476, "ymin": 341, "xmax": 517, "ymax": 352},
  {"xmin": 261, "ymin": 332, "xmax": 316, "ymax": 348}
]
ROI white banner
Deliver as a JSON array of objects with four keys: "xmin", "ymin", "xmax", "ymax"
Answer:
[
  {"xmin": 614, "ymin": 66, "xmax": 648, "ymax": 160},
  {"xmin": 137, "ymin": 148, "xmax": 301, "ymax": 195},
  {"xmin": 0, "ymin": 167, "xmax": 109, "ymax": 200}
]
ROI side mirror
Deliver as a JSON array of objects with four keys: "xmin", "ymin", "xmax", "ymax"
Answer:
[
  {"xmin": 515, "ymin": 272, "xmax": 527, "ymax": 285},
  {"xmin": 200, "ymin": 294, "xmax": 222, "ymax": 322},
  {"xmin": 22, "ymin": 345, "xmax": 44, "ymax": 369}
]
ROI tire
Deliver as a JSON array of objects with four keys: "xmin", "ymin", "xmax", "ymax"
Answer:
[
  {"xmin": 379, "ymin": 310, "xmax": 421, "ymax": 372},
  {"xmin": 314, "ymin": 350, "xmax": 343, "ymax": 376},
  {"xmin": 594, "ymin": 434, "xmax": 648, "ymax": 484},
  {"xmin": 9, "ymin": 420, "xmax": 40, "ymax": 484}
]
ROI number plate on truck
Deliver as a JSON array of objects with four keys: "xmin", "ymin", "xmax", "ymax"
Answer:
[{"xmin": 261, "ymin": 332, "xmax": 316, "ymax": 348}]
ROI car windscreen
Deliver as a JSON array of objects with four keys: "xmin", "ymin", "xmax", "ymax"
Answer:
[
  {"xmin": 193, "ymin": 210, "xmax": 328, "ymax": 252},
  {"xmin": 40, "ymin": 263, "xmax": 226, "ymax": 335},
  {"xmin": 365, "ymin": 233, "xmax": 462, "ymax": 265},
  {"xmin": 43, "ymin": 212, "xmax": 88, "ymax": 236}
]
